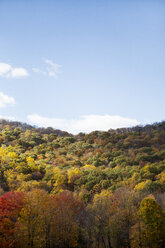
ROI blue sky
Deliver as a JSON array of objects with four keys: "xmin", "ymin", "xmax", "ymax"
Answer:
[{"xmin": 0, "ymin": 0, "xmax": 165, "ymax": 133}]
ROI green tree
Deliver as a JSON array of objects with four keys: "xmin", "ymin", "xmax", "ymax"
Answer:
[{"xmin": 138, "ymin": 196, "xmax": 165, "ymax": 248}]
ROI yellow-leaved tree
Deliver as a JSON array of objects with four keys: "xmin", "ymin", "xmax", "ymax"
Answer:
[{"xmin": 138, "ymin": 196, "xmax": 165, "ymax": 248}]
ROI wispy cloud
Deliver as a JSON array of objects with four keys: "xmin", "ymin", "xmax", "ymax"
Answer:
[
  {"xmin": 44, "ymin": 58, "xmax": 62, "ymax": 77},
  {"xmin": 32, "ymin": 58, "xmax": 62, "ymax": 77},
  {"xmin": 27, "ymin": 114, "xmax": 139, "ymax": 134},
  {"xmin": 0, "ymin": 62, "xmax": 29, "ymax": 78},
  {"xmin": 0, "ymin": 92, "xmax": 16, "ymax": 108},
  {"xmin": 32, "ymin": 68, "xmax": 46, "ymax": 75}
]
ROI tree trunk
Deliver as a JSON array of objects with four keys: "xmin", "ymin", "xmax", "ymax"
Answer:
[{"xmin": 107, "ymin": 233, "xmax": 112, "ymax": 248}]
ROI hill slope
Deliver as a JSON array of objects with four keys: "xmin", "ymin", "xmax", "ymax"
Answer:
[
  {"xmin": 0, "ymin": 119, "xmax": 165, "ymax": 248},
  {"xmin": 0, "ymin": 119, "xmax": 165, "ymax": 195}
]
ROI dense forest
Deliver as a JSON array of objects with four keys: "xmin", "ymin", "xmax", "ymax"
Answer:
[{"xmin": 0, "ymin": 119, "xmax": 165, "ymax": 248}]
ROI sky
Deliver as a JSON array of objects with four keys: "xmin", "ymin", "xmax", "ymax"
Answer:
[{"xmin": 0, "ymin": 0, "xmax": 165, "ymax": 134}]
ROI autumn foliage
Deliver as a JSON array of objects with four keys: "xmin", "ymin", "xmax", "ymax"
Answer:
[
  {"xmin": 0, "ymin": 191, "xmax": 24, "ymax": 248},
  {"xmin": 0, "ymin": 120, "xmax": 165, "ymax": 247}
]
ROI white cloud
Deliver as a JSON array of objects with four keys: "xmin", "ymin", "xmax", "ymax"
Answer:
[
  {"xmin": 27, "ymin": 114, "xmax": 139, "ymax": 134},
  {"xmin": 11, "ymin": 68, "xmax": 28, "ymax": 78},
  {"xmin": 0, "ymin": 63, "xmax": 12, "ymax": 76},
  {"xmin": 0, "ymin": 62, "xmax": 28, "ymax": 78},
  {"xmin": 0, "ymin": 115, "xmax": 15, "ymax": 121},
  {"xmin": 0, "ymin": 92, "xmax": 16, "ymax": 108},
  {"xmin": 32, "ymin": 58, "xmax": 62, "ymax": 77}
]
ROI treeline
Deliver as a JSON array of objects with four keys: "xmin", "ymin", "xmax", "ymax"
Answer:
[
  {"xmin": 0, "ymin": 120, "xmax": 165, "ymax": 247},
  {"xmin": 0, "ymin": 188, "xmax": 164, "ymax": 248},
  {"xmin": 0, "ymin": 120, "xmax": 165, "ymax": 195}
]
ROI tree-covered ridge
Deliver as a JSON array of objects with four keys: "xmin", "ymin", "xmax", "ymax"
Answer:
[
  {"xmin": 0, "ymin": 120, "xmax": 165, "ymax": 247},
  {"xmin": 0, "ymin": 120, "xmax": 165, "ymax": 195}
]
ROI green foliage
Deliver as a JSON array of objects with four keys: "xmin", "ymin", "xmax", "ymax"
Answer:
[
  {"xmin": 0, "ymin": 120, "xmax": 165, "ymax": 247},
  {"xmin": 139, "ymin": 196, "xmax": 165, "ymax": 248}
]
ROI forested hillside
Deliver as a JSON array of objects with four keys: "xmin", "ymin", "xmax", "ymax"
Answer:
[{"xmin": 0, "ymin": 119, "xmax": 165, "ymax": 248}]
